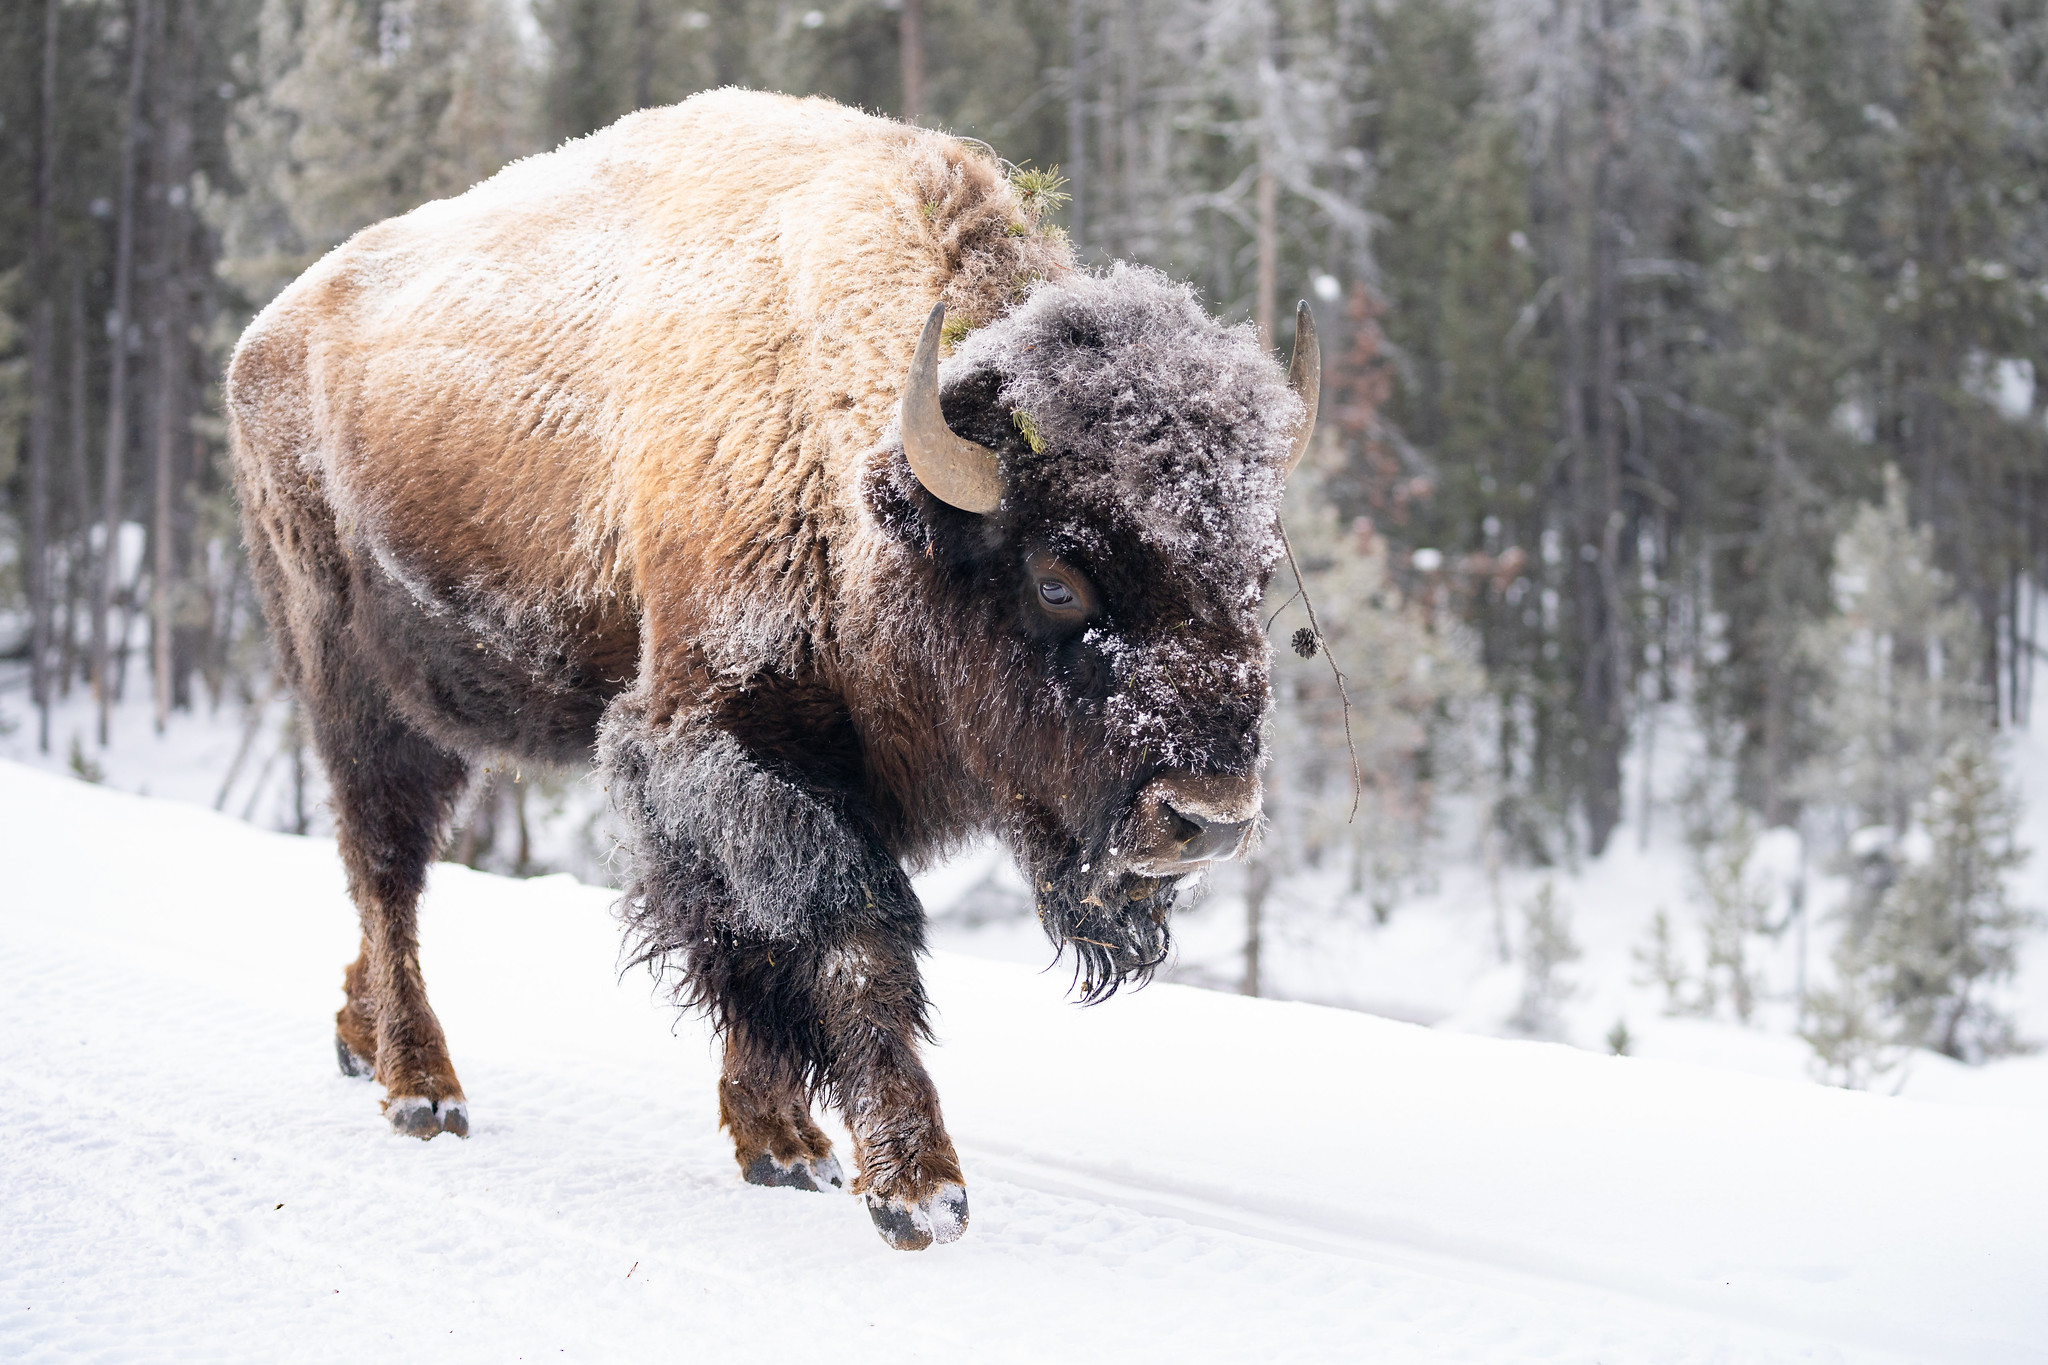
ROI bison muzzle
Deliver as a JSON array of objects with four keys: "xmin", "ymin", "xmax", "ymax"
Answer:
[{"xmin": 226, "ymin": 90, "xmax": 1317, "ymax": 1250}]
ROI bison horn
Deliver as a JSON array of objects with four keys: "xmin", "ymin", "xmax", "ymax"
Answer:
[
  {"xmin": 1284, "ymin": 300, "xmax": 1321, "ymax": 476},
  {"xmin": 901, "ymin": 302, "xmax": 1004, "ymax": 514}
]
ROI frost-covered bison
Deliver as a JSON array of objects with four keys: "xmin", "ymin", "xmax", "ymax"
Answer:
[{"xmin": 226, "ymin": 89, "xmax": 1317, "ymax": 1250}]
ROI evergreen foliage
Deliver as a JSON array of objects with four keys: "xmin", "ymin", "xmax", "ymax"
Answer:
[
  {"xmin": 1800, "ymin": 966, "xmax": 1904, "ymax": 1090},
  {"xmin": 1858, "ymin": 736, "xmax": 2036, "ymax": 1060},
  {"xmin": 1799, "ymin": 465, "xmax": 1985, "ymax": 835},
  {"xmin": 223, "ymin": 0, "xmax": 537, "ymax": 304},
  {"xmin": 1510, "ymin": 881, "xmax": 1581, "ymax": 1037},
  {"xmin": 1632, "ymin": 782, "xmax": 1787, "ymax": 1025},
  {"xmin": 1262, "ymin": 458, "xmax": 1482, "ymax": 924}
]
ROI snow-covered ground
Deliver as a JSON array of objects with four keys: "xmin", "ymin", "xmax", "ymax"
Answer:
[{"xmin": 3, "ymin": 756, "xmax": 2045, "ymax": 1361}]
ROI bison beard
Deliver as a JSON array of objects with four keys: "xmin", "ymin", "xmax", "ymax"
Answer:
[
  {"xmin": 225, "ymin": 92, "xmax": 1309, "ymax": 1252},
  {"xmin": 1035, "ymin": 871, "xmax": 1177, "ymax": 1003}
]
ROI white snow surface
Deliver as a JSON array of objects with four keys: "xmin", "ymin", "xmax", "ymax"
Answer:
[{"xmin": 3, "ymin": 759, "xmax": 2043, "ymax": 1363}]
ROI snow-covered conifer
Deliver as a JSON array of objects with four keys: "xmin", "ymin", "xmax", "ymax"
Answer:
[
  {"xmin": 221, "ymin": 0, "xmax": 539, "ymax": 306},
  {"xmin": 1510, "ymin": 880, "xmax": 1580, "ymax": 1038},
  {"xmin": 1798, "ymin": 466, "xmax": 1986, "ymax": 837},
  {"xmin": 1856, "ymin": 736, "xmax": 2036, "ymax": 1061},
  {"xmin": 1800, "ymin": 968, "xmax": 1903, "ymax": 1090},
  {"xmin": 1687, "ymin": 809, "xmax": 1778, "ymax": 1024},
  {"xmin": 1262, "ymin": 462, "xmax": 1482, "ymax": 919}
]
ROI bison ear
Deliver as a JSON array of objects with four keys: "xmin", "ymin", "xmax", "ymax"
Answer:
[
  {"xmin": 1283, "ymin": 300, "xmax": 1321, "ymax": 476},
  {"xmin": 901, "ymin": 303, "xmax": 1005, "ymax": 514}
]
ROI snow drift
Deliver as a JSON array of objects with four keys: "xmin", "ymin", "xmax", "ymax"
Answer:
[{"xmin": 1, "ymin": 759, "xmax": 2041, "ymax": 1363}]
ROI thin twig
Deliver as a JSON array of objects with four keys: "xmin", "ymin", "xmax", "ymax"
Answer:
[
  {"xmin": 1263, "ymin": 584, "xmax": 1304, "ymax": 634},
  {"xmin": 1281, "ymin": 520, "xmax": 1363, "ymax": 823}
]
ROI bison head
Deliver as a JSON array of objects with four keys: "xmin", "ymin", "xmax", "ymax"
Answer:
[{"xmin": 862, "ymin": 265, "xmax": 1317, "ymax": 999}]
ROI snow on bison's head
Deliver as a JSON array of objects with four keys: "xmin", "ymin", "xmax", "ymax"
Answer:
[{"xmin": 856, "ymin": 264, "xmax": 1319, "ymax": 998}]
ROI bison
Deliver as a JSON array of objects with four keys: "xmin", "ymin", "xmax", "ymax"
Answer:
[{"xmin": 226, "ymin": 89, "xmax": 1318, "ymax": 1250}]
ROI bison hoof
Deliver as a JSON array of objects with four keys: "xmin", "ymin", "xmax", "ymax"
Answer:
[
  {"xmin": 865, "ymin": 1182, "xmax": 969, "ymax": 1251},
  {"xmin": 335, "ymin": 1034, "xmax": 374, "ymax": 1079},
  {"xmin": 386, "ymin": 1095, "xmax": 469, "ymax": 1139},
  {"xmin": 743, "ymin": 1151, "xmax": 845, "ymax": 1193}
]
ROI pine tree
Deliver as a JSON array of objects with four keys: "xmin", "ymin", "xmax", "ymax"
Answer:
[
  {"xmin": 533, "ymin": 0, "xmax": 635, "ymax": 141},
  {"xmin": 1451, "ymin": 0, "xmax": 1724, "ymax": 856},
  {"xmin": 1687, "ymin": 807, "xmax": 1777, "ymax": 1023},
  {"xmin": 1799, "ymin": 465, "xmax": 1985, "ymax": 835},
  {"xmin": 1510, "ymin": 881, "xmax": 1580, "ymax": 1037},
  {"xmin": 224, "ymin": 0, "xmax": 538, "ymax": 306},
  {"xmin": 1800, "ymin": 966, "xmax": 1903, "ymax": 1089},
  {"xmin": 1362, "ymin": 0, "xmax": 1564, "ymax": 861},
  {"xmin": 1878, "ymin": 0, "xmax": 2043, "ymax": 699},
  {"xmin": 1696, "ymin": 50, "xmax": 1877, "ymax": 824},
  {"xmin": 1858, "ymin": 736, "xmax": 2035, "ymax": 1061},
  {"xmin": 1263, "ymin": 458, "xmax": 1482, "ymax": 921},
  {"xmin": 0, "ymin": 293, "xmax": 27, "ymax": 527}
]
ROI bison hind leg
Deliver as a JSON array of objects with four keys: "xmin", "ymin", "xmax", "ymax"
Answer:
[
  {"xmin": 305, "ymin": 669, "xmax": 473, "ymax": 1141},
  {"xmin": 719, "ymin": 1036, "xmax": 844, "ymax": 1194},
  {"xmin": 336, "ymin": 941, "xmax": 377, "ymax": 1078},
  {"xmin": 336, "ymin": 1034, "xmax": 373, "ymax": 1078},
  {"xmin": 332, "ymin": 936, "xmax": 471, "ymax": 1137}
]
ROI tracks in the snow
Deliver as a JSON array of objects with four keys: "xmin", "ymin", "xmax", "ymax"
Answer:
[{"xmin": 962, "ymin": 1142, "xmax": 1969, "ymax": 1365}]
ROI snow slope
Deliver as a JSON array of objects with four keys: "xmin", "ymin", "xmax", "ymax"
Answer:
[{"xmin": 2, "ymin": 761, "xmax": 2042, "ymax": 1363}]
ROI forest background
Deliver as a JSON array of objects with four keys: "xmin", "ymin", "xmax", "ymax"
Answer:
[{"xmin": 1, "ymin": 0, "xmax": 2044, "ymax": 1083}]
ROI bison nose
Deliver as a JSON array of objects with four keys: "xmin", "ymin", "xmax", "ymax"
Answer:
[
  {"xmin": 1164, "ymin": 803, "xmax": 1253, "ymax": 863},
  {"xmin": 1131, "ymin": 774, "xmax": 1261, "ymax": 870}
]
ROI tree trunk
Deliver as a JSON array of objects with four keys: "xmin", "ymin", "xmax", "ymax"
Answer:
[
  {"xmin": 1760, "ymin": 420, "xmax": 1790, "ymax": 826},
  {"xmin": 711, "ymin": 0, "xmax": 746, "ymax": 89},
  {"xmin": 1067, "ymin": 0, "xmax": 1087, "ymax": 252},
  {"xmin": 1255, "ymin": 148, "xmax": 1277, "ymax": 353},
  {"xmin": 94, "ymin": 0, "xmax": 155, "ymax": 746},
  {"xmin": 27, "ymin": 0, "xmax": 62, "ymax": 753},
  {"xmin": 150, "ymin": 0, "xmax": 195, "ymax": 734},
  {"xmin": 1938, "ymin": 983, "xmax": 1969, "ymax": 1061},
  {"xmin": 1575, "ymin": 0, "xmax": 1627, "ymax": 855},
  {"xmin": 1117, "ymin": 0, "xmax": 1138, "ymax": 250},
  {"xmin": 1242, "ymin": 859, "xmax": 1271, "ymax": 996},
  {"xmin": 1254, "ymin": 4, "xmax": 1277, "ymax": 352},
  {"xmin": 2015, "ymin": 568, "xmax": 2031, "ymax": 736},
  {"xmin": 63, "ymin": 272, "xmax": 91, "ymax": 696},
  {"xmin": 289, "ymin": 703, "xmax": 309, "ymax": 835},
  {"xmin": 631, "ymin": 0, "xmax": 656, "ymax": 110},
  {"xmin": 150, "ymin": 337, "xmax": 179, "ymax": 734},
  {"xmin": 515, "ymin": 779, "xmax": 532, "ymax": 873},
  {"xmin": 900, "ymin": 0, "xmax": 925, "ymax": 124}
]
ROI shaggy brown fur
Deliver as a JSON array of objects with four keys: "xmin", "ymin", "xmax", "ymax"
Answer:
[{"xmin": 228, "ymin": 89, "xmax": 1295, "ymax": 1251}]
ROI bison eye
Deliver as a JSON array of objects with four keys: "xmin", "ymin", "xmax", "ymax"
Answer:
[{"xmin": 1023, "ymin": 548, "xmax": 1098, "ymax": 625}]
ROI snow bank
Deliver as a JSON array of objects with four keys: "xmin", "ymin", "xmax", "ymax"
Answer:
[{"xmin": 2, "ymin": 760, "xmax": 2042, "ymax": 1362}]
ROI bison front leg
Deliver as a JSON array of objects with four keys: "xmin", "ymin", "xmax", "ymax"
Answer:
[
  {"xmin": 710, "ymin": 925, "xmax": 965, "ymax": 1248},
  {"xmin": 801, "ymin": 925, "xmax": 968, "ymax": 1248},
  {"xmin": 604, "ymin": 715, "xmax": 967, "ymax": 1249}
]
